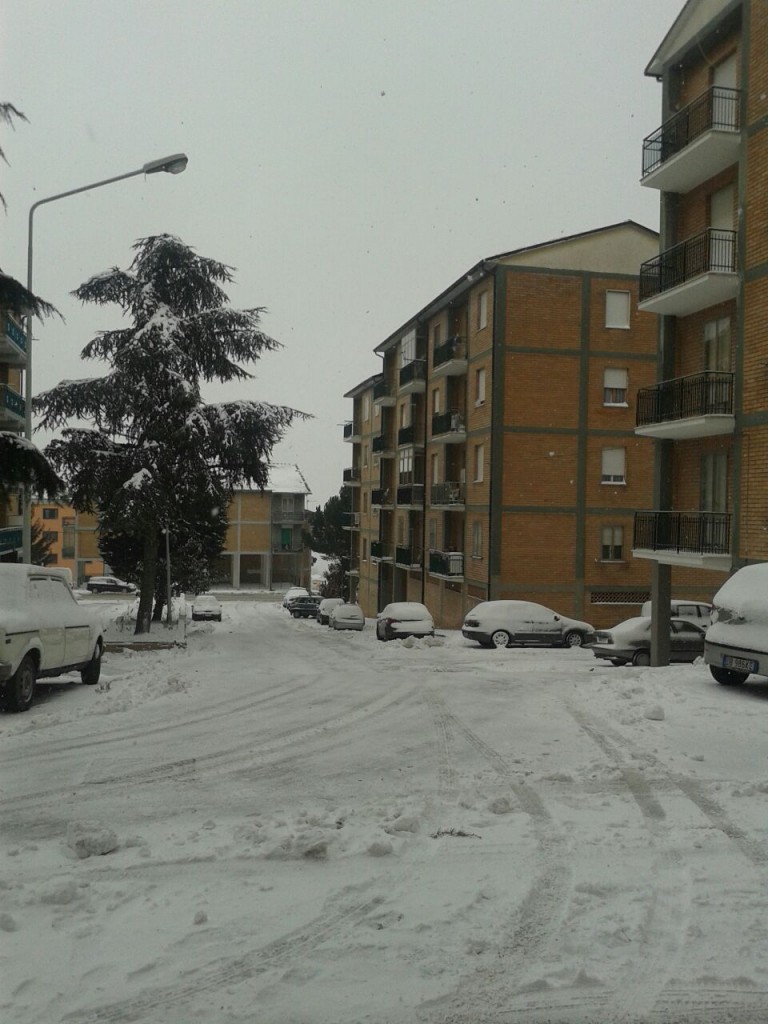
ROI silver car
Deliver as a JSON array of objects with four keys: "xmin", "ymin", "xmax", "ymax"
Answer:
[
  {"xmin": 330, "ymin": 602, "xmax": 365, "ymax": 631},
  {"xmin": 592, "ymin": 616, "xmax": 705, "ymax": 667},
  {"xmin": 462, "ymin": 600, "xmax": 595, "ymax": 649}
]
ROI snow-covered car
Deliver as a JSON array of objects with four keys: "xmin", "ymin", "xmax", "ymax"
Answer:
[
  {"xmin": 640, "ymin": 598, "xmax": 713, "ymax": 625},
  {"xmin": 705, "ymin": 563, "xmax": 768, "ymax": 685},
  {"xmin": 329, "ymin": 602, "xmax": 365, "ymax": 631},
  {"xmin": 461, "ymin": 600, "xmax": 595, "ymax": 649},
  {"xmin": 0, "ymin": 564, "xmax": 104, "ymax": 712},
  {"xmin": 317, "ymin": 597, "xmax": 345, "ymax": 625},
  {"xmin": 290, "ymin": 596, "xmax": 322, "ymax": 619},
  {"xmin": 191, "ymin": 594, "xmax": 222, "ymax": 622},
  {"xmin": 86, "ymin": 575, "xmax": 136, "ymax": 594},
  {"xmin": 591, "ymin": 615, "xmax": 706, "ymax": 667},
  {"xmin": 376, "ymin": 602, "xmax": 434, "ymax": 641},
  {"xmin": 282, "ymin": 587, "xmax": 309, "ymax": 610}
]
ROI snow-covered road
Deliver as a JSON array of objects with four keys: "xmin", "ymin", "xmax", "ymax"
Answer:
[{"xmin": 3, "ymin": 598, "xmax": 768, "ymax": 1024}]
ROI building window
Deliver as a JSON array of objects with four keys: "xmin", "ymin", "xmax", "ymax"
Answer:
[
  {"xmin": 605, "ymin": 290, "xmax": 630, "ymax": 329},
  {"xmin": 603, "ymin": 368, "xmax": 628, "ymax": 406},
  {"xmin": 474, "ymin": 443, "xmax": 485, "ymax": 483},
  {"xmin": 397, "ymin": 518, "xmax": 405, "ymax": 546},
  {"xmin": 362, "ymin": 538, "xmax": 368, "ymax": 561},
  {"xmin": 432, "ymin": 322, "xmax": 442, "ymax": 347},
  {"xmin": 601, "ymin": 448, "xmax": 626, "ymax": 484},
  {"xmin": 363, "ymin": 394, "xmax": 370, "ymax": 421},
  {"xmin": 362, "ymin": 491, "xmax": 368, "ymax": 513},
  {"xmin": 431, "ymin": 452, "xmax": 439, "ymax": 485},
  {"xmin": 601, "ymin": 525, "xmax": 624, "ymax": 561},
  {"xmin": 400, "ymin": 328, "xmax": 416, "ymax": 367},
  {"xmin": 701, "ymin": 452, "xmax": 727, "ymax": 511},
  {"xmin": 432, "ymin": 387, "xmax": 440, "ymax": 415},
  {"xmin": 472, "ymin": 521, "xmax": 482, "ymax": 558},
  {"xmin": 42, "ymin": 508, "xmax": 59, "ymax": 520},
  {"xmin": 399, "ymin": 448, "xmax": 413, "ymax": 485},
  {"xmin": 477, "ymin": 290, "xmax": 488, "ymax": 330},
  {"xmin": 399, "ymin": 401, "xmax": 409, "ymax": 428},
  {"xmin": 704, "ymin": 317, "xmax": 731, "ymax": 371},
  {"xmin": 281, "ymin": 494, "xmax": 294, "ymax": 514},
  {"xmin": 363, "ymin": 444, "xmax": 369, "ymax": 468},
  {"xmin": 428, "ymin": 518, "xmax": 437, "ymax": 550},
  {"xmin": 475, "ymin": 367, "xmax": 486, "ymax": 406}
]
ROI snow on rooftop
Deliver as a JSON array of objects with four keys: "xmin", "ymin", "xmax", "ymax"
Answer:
[{"xmin": 236, "ymin": 463, "xmax": 311, "ymax": 495}]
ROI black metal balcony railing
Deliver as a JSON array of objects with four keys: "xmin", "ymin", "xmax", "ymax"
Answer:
[
  {"xmin": 399, "ymin": 360, "xmax": 426, "ymax": 387},
  {"xmin": 398, "ymin": 424, "xmax": 424, "ymax": 447},
  {"xmin": 343, "ymin": 466, "xmax": 361, "ymax": 484},
  {"xmin": 371, "ymin": 488, "xmax": 393, "ymax": 507},
  {"xmin": 634, "ymin": 510, "xmax": 731, "ymax": 556},
  {"xmin": 0, "ymin": 384, "xmax": 25, "ymax": 419},
  {"xmin": 373, "ymin": 378, "xmax": 392, "ymax": 402},
  {"xmin": 395, "ymin": 545, "xmax": 422, "ymax": 567},
  {"xmin": 431, "ymin": 481, "xmax": 465, "ymax": 505},
  {"xmin": 429, "ymin": 550, "xmax": 464, "ymax": 576},
  {"xmin": 343, "ymin": 422, "xmax": 358, "ymax": 440},
  {"xmin": 433, "ymin": 335, "xmax": 465, "ymax": 369},
  {"xmin": 371, "ymin": 541, "xmax": 392, "ymax": 560},
  {"xmin": 636, "ymin": 371, "xmax": 734, "ymax": 427},
  {"xmin": 397, "ymin": 484, "xmax": 424, "ymax": 506},
  {"xmin": 3, "ymin": 314, "xmax": 26, "ymax": 352},
  {"xmin": 372, "ymin": 434, "xmax": 393, "ymax": 454},
  {"xmin": 639, "ymin": 228, "xmax": 737, "ymax": 302},
  {"xmin": 642, "ymin": 86, "xmax": 741, "ymax": 178},
  {"xmin": 432, "ymin": 410, "xmax": 465, "ymax": 436}
]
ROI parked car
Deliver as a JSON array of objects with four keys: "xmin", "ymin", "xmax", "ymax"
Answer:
[
  {"xmin": 376, "ymin": 602, "xmax": 434, "ymax": 641},
  {"xmin": 282, "ymin": 586, "xmax": 309, "ymax": 610},
  {"xmin": 317, "ymin": 597, "xmax": 345, "ymax": 625},
  {"xmin": 592, "ymin": 615, "xmax": 706, "ymax": 667},
  {"xmin": 290, "ymin": 595, "xmax": 322, "ymax": 618},
  {"xmin": 191, "ymin": 594, "xmax": 222, "ymax": 622},
  {"xmin": 86, "ymin": 575, "xmax": 136, "ymax": 594},
  {"xmin": 640, "ymin": 598, "xmax": 713, "ymax": 625},
  {"xmin": 0, "ymin": 564, "xmax": 104, "ymax": 712},
  {"xmin": 461, "ymin": 600, "xmax": 595, "ymax": 649},
  {"xmin": 330, "ymin": 602, "xmax": 365, "ymax": 631},
  {"xmin": 705, "ymin": 563, "xmax": 768, "ymax": 685}
]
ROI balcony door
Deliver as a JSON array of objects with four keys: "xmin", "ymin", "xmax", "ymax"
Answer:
[{"xmin": 700, "ymin": 451, "xmax": 728, "ymax": 552}]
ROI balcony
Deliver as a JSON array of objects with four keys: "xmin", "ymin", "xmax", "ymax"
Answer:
[
  {"xmin": 371, "ymin": 488, "xmax": 394, "ymax": 508},
  {"xmin": 633, "ymin": 510, "xmax": 731, "ymax": 571},
  {"xmin": 343, "ymin": 512, "xmax": 361, "ymax": 530},
  {"xmin": 641, "ymin": 87, "xmax": 741, "ymax": 193},
  {"xmin": 399, "ymin": 360, "xmax": 426, "ymax": 395},
  {"xmin": 0, "ymin": 384, "xmax": 25, "ymax": 428},
  {"xmin": 429, "ymin": 550, "xmax": 464, "ymax": 579},
  {"xmin": 397, "ymin": 483, "xmax": 424, "ymax": 507},
  {"xmin": 272, "ymin": 507, "xmax": 306, "ymax": 524},
  {"xmin": 431, "ymin": 481, "xmax": 465, "ymax": 508},
  {"xmin": 1, "ymin": 313, "xmax": 27, "ymax": 366},
  {"xmin": 343, "ymin": 421, "xmax": 361, "ymax": 443},
  {"xmin": 395, "ymin": 545, "xmax": 422, "ymax": 569},
  {"xmin": 343, "ymin": 466, "xmax": 361, "ymax": 486},
  {"xmin": 372, "ymin": 433, "xmax": 395, "ymax": 457},
  {"xmin": 638, "ymin": 228, "xmax": 738, "ymax": 317},
  {"xmin": 371, "ymin": 541, "xmax": 393, "ymax": 562},
  {"xmin": 635, "ymin": 371, "xmax": 734, "ymax": 440},
  {"xmin": 432, "ymin": 335, "xmax": 467, "ymax": 378},
  {"xmin": 431, "ymin": 411, "xmax": 467, "ymax": 444},
  {"xmin": 373, "ymin": 378, "xmax": 396, "ymax": 408},
  {"xmin": 397, "ymin": 424, "xmax": 424, "ymax": 448}
]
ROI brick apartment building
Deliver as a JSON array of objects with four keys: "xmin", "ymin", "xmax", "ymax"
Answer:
[
  {"xmin": 0, "ymin": 281, "xmax": 28, "ymax": 561},
  {"xmin": 28, "ymin": 465, "xmax": 312, "ymax": 590},
  {"xmin": 632, "ymin": 0, "xmax": 768, "ymax": 655},
  {"xmin": 343, "ymin": 222, "xmax": 660, "ymax": 629}
]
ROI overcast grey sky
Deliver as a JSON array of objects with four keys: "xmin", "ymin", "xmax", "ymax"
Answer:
[{"xmin": 1, "ymin": 0, "xmax": 676, "ymax": 508}]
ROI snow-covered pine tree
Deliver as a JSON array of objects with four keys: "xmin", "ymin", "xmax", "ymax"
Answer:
[{"xmin": 35, "ymin": 234, "xmax": 306, "ymax": 634}]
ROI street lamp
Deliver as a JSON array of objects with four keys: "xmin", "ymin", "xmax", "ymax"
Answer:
[{"xmin": 21, "ymin": 153, "xmax": 188, "ymax": 563}]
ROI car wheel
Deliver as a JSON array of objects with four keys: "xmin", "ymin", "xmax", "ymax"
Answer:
[
  {"xmin": 709, "ymin": 665, "xmax": 748, "ymax": 685},
  {"xmin": 490, "ymin": 630, "xmax": 511, "ymax": 649},
  {"xmin": 81, "ymin": 644, "xmax": 102, "ymax": 685},
  {"xmin": 2, "ymin": 654, "xmax": 37, "ymax": 712},
  {"xmin": 632, "ymin": 649, "xmax": 651, "ymax": 667},
  {"xmin": 563, "ymin": 630, "xmax": 583, "ymax": 648}
]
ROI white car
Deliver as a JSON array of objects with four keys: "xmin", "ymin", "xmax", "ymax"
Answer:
[
  {"xmin": 376, "ymin": 602, "xmax": 434, "ymax": 641},
  {"xmin": 462, "ymin": 600, "xmax": 595, "ymax": 649},
  {"xmin": 705, "ymin": 563, "xmax": 768, "ymax": 685},
  {"xmin": 0, "ymin": 564, "xmax": 105, "ymax": 712},
  {"xmin": 191, "ymin": 594, "xmax": 222, "ymax": 621},
  {"xmin": 330, "ymin": 602, "xmax": 365, "ymax": 631},
  {"xmin": 317, "ymin": 598, "xmax": 345, "ymax": 625},
  {"xmin": 592, "ymin": 616, "xmax": 705, "ymax": 666},
  {"xmin": 86, "ymin": 575, "xmax": 136, "ymax": 594}
]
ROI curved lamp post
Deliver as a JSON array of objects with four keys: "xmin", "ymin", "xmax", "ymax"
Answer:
[{"xmin": 22, "ymin": 154, "xmax": 188, "ymax": 563}]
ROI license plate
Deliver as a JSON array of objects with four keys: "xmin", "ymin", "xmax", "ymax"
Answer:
[{"xmin": 723, "ymin": 655, "xmax": 758, "ymax": 673}]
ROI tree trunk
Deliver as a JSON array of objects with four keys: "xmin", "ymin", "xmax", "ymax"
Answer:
[
  {"xmin": 152, "ymin": 596, "xmax": 164, "ymax": 622},
  {"xmin": 135, "ymin": 529, "xmax": 159, "ymax": 635}
]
